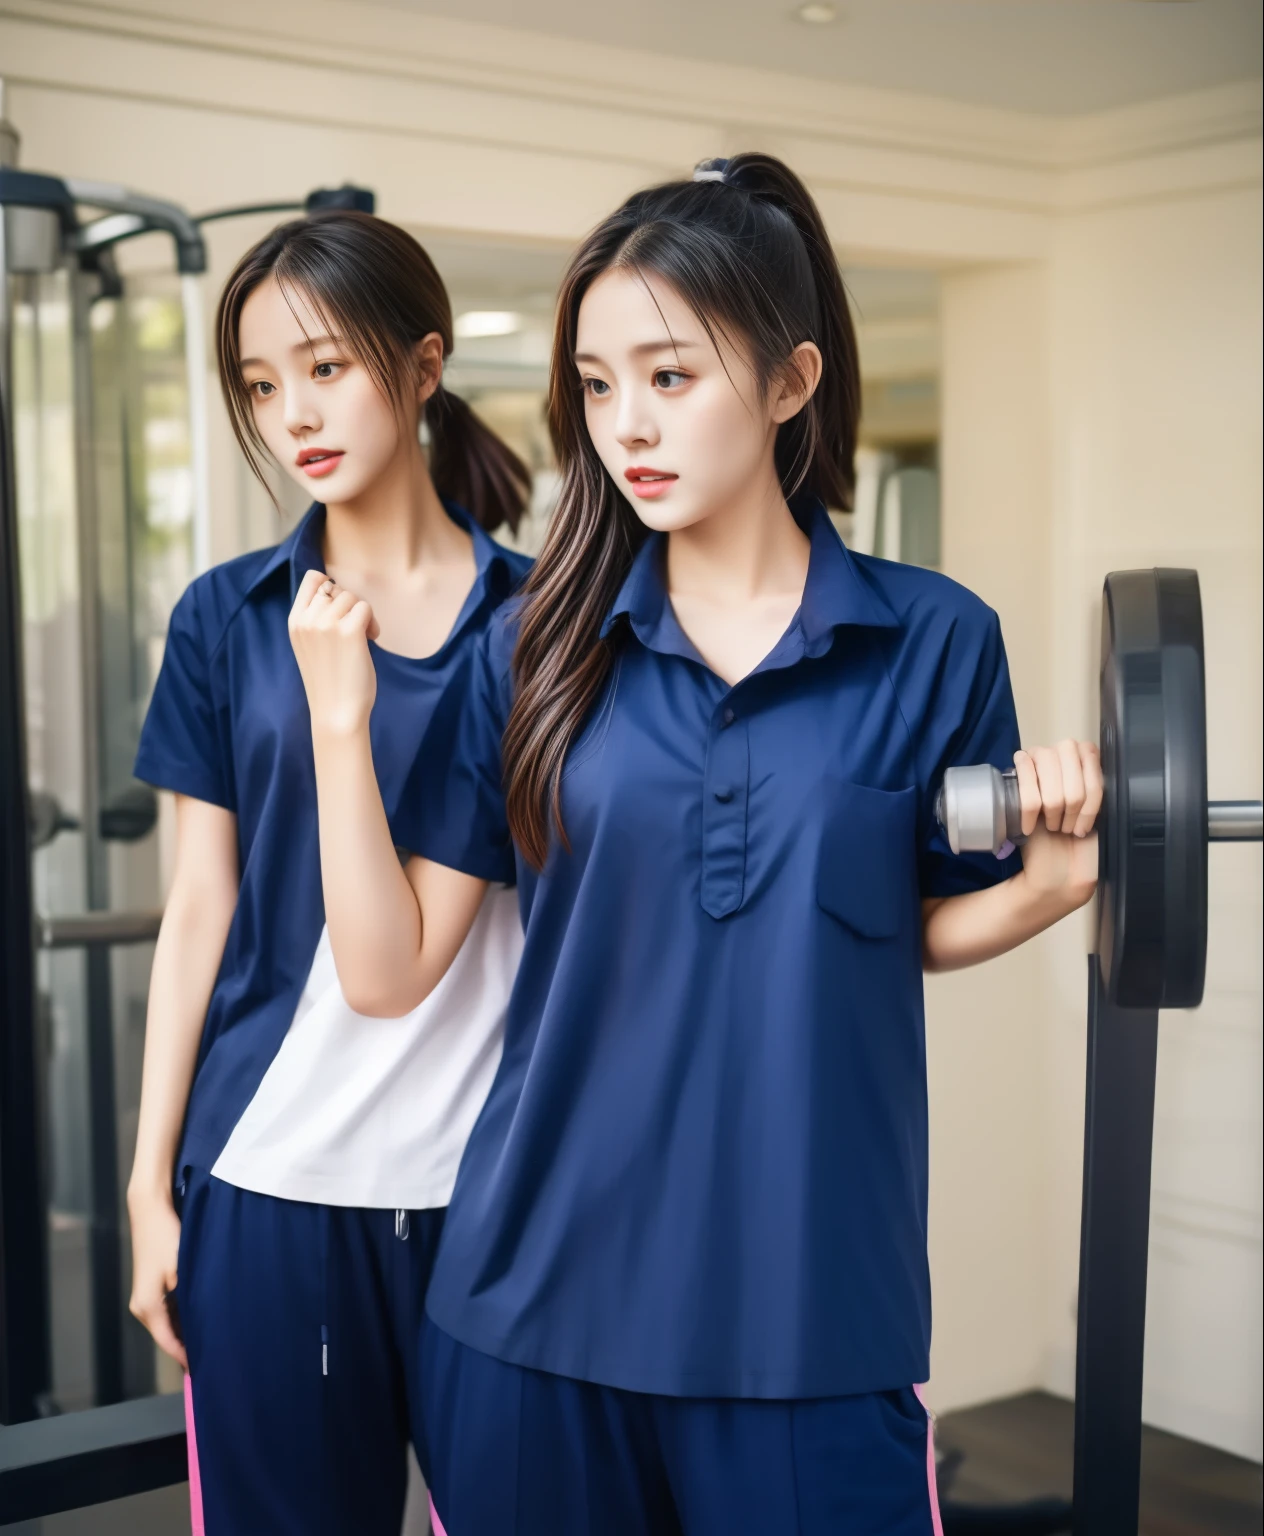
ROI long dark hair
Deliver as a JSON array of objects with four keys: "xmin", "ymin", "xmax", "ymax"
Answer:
[
  {"xmin": 503, "ymin": 153, "xmax": 861, "ymax": 867},
  {"xmin": 216, "ymin": 209, "xmax": 529, "ymax": 533}
]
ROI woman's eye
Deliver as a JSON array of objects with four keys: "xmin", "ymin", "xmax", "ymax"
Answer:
[
  {"xmin": 249, "ymin": 380, "xmax": 275, "ymax": 399},
  {"xmin": 313, "ymin": 361, "xmax": 341, "ymax": 380},
  {"xmin": 582, "ymin": 377, "xmax": 611, "ymax": 398},
  {"xmin": 654, "ymin": 369, "xmax": 688, "ymax": 390}
]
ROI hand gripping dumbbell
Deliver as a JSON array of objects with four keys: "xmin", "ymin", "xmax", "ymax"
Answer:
[{"xmin": 936, "ymin": 761, "xmax": 1260, "ymax": 861}]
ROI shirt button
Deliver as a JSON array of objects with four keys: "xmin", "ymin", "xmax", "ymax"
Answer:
[
  {"xmin": 721, "ymin": 707, "xmax": 736, "ymax": 727},
  {"xmin": 713, "ymin": 784, "xmax": 734, "ymax": 803}
]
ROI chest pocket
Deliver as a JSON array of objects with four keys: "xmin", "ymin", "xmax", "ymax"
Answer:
[{"xmin": 816, "ymin": 780, "xmax": 919, "ymax": 939}]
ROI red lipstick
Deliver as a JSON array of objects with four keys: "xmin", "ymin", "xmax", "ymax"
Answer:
[
  {"xmin": 624, "ymin": 465, "xmax": 677, "ymax": 501},
  {"xmin": 297, "ymin": 447, "xmax": 345, "ymax": 479}
]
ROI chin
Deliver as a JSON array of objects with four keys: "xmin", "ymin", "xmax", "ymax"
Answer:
[
  {"xmin": 285, "ymin": 465, "xmax": 365, "ymax": 503},
  {"xmin": 626, "ymin": 496, "xmax": 710, "ymax": 536}
]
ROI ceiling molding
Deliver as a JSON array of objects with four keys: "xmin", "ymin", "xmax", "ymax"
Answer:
[{"xmin": 3, "ymin": 0, "xmax": 1258, "ymax": 176}]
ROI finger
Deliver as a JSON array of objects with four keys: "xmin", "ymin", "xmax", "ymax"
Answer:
[
  {"xmin": 1075, "ymin": 742, "xmax": 1103, "ymax": 837},
  {"xmin": 338, "ymin": 599, "xmax": 375, "ymax": 638},
  {"xmin": 292, "ymin": 568, "xmax": 330, "ymax": 615},
  {"xmin": 366, "ymin": 611, "xmax": 381, "ymax": 642},
  {"xmin": 1030, "ymin": 745, "xmax": 1066, "ymax": 834},
  {"xmin": 132, "ymin": 1299, "xmax": 188, "ymax": 1371},
  {"xmin": 1013, "ymin": 749, "xmax": 1042, "ymax": 838},
  {"xmin": 322, "ymin": 589, "xmax": 360, "ymax": 625},
  {"xmin": 149, "ymin": 1313, "xmax": 188, "ymax": 1372},
  {"xmin": 1057, "ymin": 738, "xmax": 1085, "ymax": 834}
]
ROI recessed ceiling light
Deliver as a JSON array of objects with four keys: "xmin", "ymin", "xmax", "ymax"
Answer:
[
  {"xmin": 454, "ymin": 310, "xmax": 521, "ymax": 339},
  {"xmin": 796, "ymin": 2, "xmax": 838, "ymax": 23}
]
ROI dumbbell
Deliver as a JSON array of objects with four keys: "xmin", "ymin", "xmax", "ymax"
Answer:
[{"xmin": 938, "ymin": 762, "xmax": 1260, "ymax": 857}]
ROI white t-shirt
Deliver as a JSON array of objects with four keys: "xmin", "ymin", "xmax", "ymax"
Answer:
[{"xmin": 212, "ymin": 885, "xmax": 522, "ymax": 1210}]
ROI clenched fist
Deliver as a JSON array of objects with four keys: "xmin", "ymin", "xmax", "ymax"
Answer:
[{"xmin": 289, "ymin": 568, "xmax": 380, "ymax": 738}]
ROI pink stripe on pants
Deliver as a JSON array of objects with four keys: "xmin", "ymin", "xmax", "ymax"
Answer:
[
  {"xmin": 184, "ymin": 1373, "xmax": 206, "ymax": 1536},
  {"xmin": 914, "ymin": 1383, "xmax": 945, "ymax": 1536}
]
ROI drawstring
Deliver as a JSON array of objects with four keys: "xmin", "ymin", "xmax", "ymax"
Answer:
[
  {"xmin": 320, "ymin": 1211, "xmax": 410, "ymax": 1380},
  {"xmin": 319, "ymin": 1205, "xmax": 331, "ymax": 1379}
]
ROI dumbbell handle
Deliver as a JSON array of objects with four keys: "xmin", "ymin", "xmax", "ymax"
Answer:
[
  {"xmin": 937, "ymin": 767, "xmax": 1264, "ymax": 858},
  {"xmin": 935, "ymin": 765, "xmax": 1024, "ymax": 857}
]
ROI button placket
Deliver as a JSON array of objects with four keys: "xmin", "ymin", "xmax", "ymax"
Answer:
[{"xmin": 700, "ymin": 701, "xmax": 750, "ymax": 919}]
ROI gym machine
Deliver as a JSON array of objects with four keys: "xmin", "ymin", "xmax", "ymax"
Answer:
[
  {"xmin": 939, "ymin": 568, "xmax": 1263, "ymax": 1535},
  {"xmin": 0, "ymin": 80, "xmax": 373, "ymax": 1420}
]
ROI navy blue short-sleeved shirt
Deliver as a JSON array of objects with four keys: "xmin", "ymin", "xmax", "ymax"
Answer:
[
  {"xmin": 134, "ymin": 502, "xmax": 529, "ymax": 1176},
  {"xmin": 420, "ymin": 499, "xmax": 1022, "ymax": 1400}
]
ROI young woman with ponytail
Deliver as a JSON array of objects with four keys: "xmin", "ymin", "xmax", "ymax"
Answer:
[
  {"xmin": 293, "ymin": 161, "xmax": 1100, "ymax": 1533},
  {"xmin": 126, "ymin": 210, "xmax": 531, "ymax": 1534}
]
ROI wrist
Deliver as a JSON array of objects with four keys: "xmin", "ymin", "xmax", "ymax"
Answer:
[
  {"xmin": 311, "ymin": 714, "xmax": 373, "ymax": 749},
  {"xmin": 1013, "ymin": 864, "xmax": 1095, "ymax": 920},
  {"xmin": 127, "ymin": 1168, "xmax": 176, "ymax": 1211}
]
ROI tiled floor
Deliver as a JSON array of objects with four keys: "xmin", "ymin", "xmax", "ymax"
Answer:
[{"xmin": 937, "ymin": 1391, "xmax": 1263, "ymax": 1536}]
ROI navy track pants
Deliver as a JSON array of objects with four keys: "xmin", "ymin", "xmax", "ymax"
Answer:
[
  {"xmin": 176, "ymin": 1166, "xmax": 444, "ymax": 1535},
  {"xmin": 421, "ymin": 1319, "xmax": 943, "ymax": 1536}
]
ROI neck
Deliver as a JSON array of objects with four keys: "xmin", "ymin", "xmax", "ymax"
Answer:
[
  {"xmin": 321, "ymin": 432, "xmax": 459, "ymax": 578},
  {"xmin": 665, "ymin": 456, "xmax": 808, "ymax": 603}
]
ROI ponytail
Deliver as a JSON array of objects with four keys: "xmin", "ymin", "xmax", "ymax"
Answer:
[
  {"xmin": 216, "ymin": 209, "xmax": 530, "ymax": 535},
  {"xmin": 504, "ymin": 152, "xmax": 860, "ymax": 868},
  {"xmin": 426, "ymin": 385, "xmax": 531, "ymax": 535},
  {"xmin": 713, "ymin": 154, "xmax": 859, "ymax": 513}
]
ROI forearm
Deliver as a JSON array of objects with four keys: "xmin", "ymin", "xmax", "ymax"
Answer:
[
  {"xmin": 922, "ymin": 870, "xmax": 1090, "ymax": 972},
  {"xmin": 128, "ymin": 889, "xmax": 231, "ymax": 1202},
  {"xmin": 311, "ymin": 723, "xmax": 430, "ymax": 1015}
]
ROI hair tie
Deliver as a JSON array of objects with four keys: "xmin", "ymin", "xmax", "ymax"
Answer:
[{"xmin": 692, "ymin": 159, "xmax": 730, "ymax": 185}]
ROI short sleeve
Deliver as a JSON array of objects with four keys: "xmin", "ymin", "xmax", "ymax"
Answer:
[
  {"xmin": 133, "ymin": 582, "xmax": 235, "ymax": 811},
  {"xmin": 412, "ymin": 622, "xmax": 516, "ymax": 885},
  {"xmin": 915, "ymin": 606, "xmax": 1023, "ymax": 898}
]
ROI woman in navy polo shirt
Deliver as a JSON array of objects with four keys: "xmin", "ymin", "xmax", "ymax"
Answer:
[
  {"xmin": 126, "ymin": 211, "xmax": 531, "ymax": 1534},
  {"xmin": 291, "ymin": 159, "xmax": 1101, "ymax": 1534}
]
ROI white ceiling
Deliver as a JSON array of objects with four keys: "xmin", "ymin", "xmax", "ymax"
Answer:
[{"xmin": 371, "ymin": 0, "xmax": 1260, "ymax": 115}]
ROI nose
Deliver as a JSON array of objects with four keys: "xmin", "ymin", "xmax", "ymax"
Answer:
[
  {"xmin": 283, "ymin": 380, "xmax": 321, "ymax": 438},
  {"xmin": 613, "ymin": 384, "xmax": 658, "ymax": 452}
]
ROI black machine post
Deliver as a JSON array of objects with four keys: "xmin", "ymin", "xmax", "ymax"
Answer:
[
  {"xmin": 1073, "ymin": 960, "xmax": 1159, "ymax": 1536},
  {"xmin": 0, "ymin": 349, "xmax": 54, "ymax": 1428},
  {"xmin": 1073, "ymin": 568, "xmax": 1207, "ymax": 1535}
]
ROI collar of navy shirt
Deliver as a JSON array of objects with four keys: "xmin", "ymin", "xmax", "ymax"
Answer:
[
  {"xmin": 600, "ymin": 496, "xmax": 899, "ymax": 680},
  {"xmin": 240, "ymin": 497, "xmax": 518, "ymax": 639}
]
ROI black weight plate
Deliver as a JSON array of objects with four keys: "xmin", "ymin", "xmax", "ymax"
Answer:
[{"xmin": 1096, "ymin": 569, "xmax": 1208, "ymax": 1008}]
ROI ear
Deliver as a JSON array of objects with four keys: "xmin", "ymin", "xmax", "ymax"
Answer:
[
  {"xmin": 413, "ymin": 332, "xmax": 446, "ymax": 407},
  {"xmin": 770, "ymin": 341, "xmax": 823, "ymax": 425}
]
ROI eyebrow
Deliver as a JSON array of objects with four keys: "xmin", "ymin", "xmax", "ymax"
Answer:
[
  {"xmin": 239, "ymin": 335, "xmax": 346, "ymax": 369},
  {"xmin": 573, "ymin": 337, "xmax": 700, "ymax": 364}
]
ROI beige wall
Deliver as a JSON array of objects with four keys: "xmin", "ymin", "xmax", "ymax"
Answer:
[
  {"xmin": 931, "ymin": 260, "xmax": 1055, "ymax": 1407},
  {"xmin": 3, "ymin": 0, "xmax": 1259, "ymax": 1455}
]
